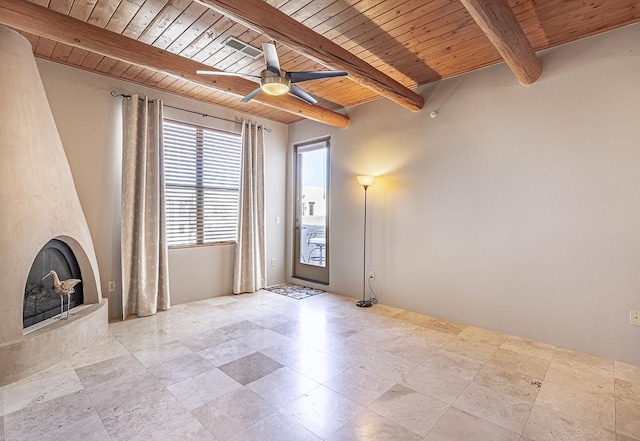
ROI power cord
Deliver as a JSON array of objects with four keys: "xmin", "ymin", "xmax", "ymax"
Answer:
[{"xmin": 367, "ymin": 275, "xmax": 378, "ymax": 304}]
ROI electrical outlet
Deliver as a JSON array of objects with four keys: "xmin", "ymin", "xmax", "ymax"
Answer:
[
  {"xmin": 108, "ymin": 281, "xmax": 116, "ymax": 292},
  {"xmin": 368, "ymin": 271, "xmax": 375, "ymax": 280},
  {"xmin": 630, "ymin": 310, "xmax": 640, "ymax": 326},
  {"xmin": 271, "ymin": 258, "xmax": 276, "ymax": 267}
]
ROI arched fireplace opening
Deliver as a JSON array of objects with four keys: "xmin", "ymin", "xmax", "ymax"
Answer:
[{"xmin": 23, "ymin": 239, "xmax": 83, "ymax": 328}]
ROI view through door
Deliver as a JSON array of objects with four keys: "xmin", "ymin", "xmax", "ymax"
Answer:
[{"xmin": 293, "ymin": 138, "xmax": 330, "ymax": 284}]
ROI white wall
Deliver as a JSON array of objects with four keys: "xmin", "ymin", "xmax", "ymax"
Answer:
[
  {"xmin": 36, "ymin": 60, "xmax": 288, "ymax": 318},
  {"xmin": 288, "ymin": 24, "xmax": 640, "ymax": 365}
]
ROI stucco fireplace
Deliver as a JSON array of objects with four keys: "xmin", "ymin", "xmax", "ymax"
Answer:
[{"xmin": 0, "ymin": 25, "xmax": 108, "ymax": 386}]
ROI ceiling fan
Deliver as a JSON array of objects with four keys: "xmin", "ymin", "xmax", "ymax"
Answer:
[{"xmin": 196, "ymin": 42, "xmax": 347, "ymax": 105}]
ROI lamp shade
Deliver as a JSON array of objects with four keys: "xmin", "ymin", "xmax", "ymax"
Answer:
[{"xmin": 356, "ymin": 175, "xmax": 375, "ymax": 188}]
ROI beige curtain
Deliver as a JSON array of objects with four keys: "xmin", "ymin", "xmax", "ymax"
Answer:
[
  {"xmin": 233, "ymin": 121, "xmax": 266, "ymax": 294},
  {"xmin": 121, "ymin": 95, "xmax": 170, "ymax": 318}
]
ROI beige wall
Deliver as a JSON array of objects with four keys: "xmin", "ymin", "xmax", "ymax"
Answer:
[
  {"xmin": 36, "ymin": 60, "xmax": 288, "ymax": 319},
  {"xmin": 288, "ymin": 24, "xmax": 640, "ymax": 365}
]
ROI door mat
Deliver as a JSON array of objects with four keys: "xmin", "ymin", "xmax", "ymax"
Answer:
[{"xmin": 264, "ymin": 283, "xmax": 324, "ymax": 300}]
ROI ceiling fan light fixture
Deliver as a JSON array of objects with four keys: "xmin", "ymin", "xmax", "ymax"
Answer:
[{"xmin": 261, "ymin": 70, "xmax": 291, "ymax": 96}]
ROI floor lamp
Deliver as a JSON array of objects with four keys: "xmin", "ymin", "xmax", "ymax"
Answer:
[{"xmin": 356, "ymin": 175, "xmax": 375, "ymax": 307}]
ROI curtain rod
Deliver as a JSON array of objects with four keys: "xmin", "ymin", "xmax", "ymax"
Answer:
[{"xmin": 110, "ymin": 91, "xmax": 272, "ymax": 132}]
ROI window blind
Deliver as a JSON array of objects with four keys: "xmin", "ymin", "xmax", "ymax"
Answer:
[{"xmin": 163, "ymin": 120, "xmax": 242, "ymax": 247}]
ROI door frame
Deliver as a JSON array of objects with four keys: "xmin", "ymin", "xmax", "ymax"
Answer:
[{"xmin": 292, "ymin": 137, "xmax": 330, "ymax": 285}]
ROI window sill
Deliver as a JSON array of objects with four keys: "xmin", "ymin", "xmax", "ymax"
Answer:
[{"xmin": 168, "ymin": 241, "xmax": 236, "ymax": 250}]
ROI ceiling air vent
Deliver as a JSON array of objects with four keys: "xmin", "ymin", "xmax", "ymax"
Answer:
[{"xmin": 224, "ymin": 38, "xmax": 263, "ymax": 59}]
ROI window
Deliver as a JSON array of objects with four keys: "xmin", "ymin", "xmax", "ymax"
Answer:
[{"xmin": 163, "ymin": 119, "xmax": 242, "ymax": 247}]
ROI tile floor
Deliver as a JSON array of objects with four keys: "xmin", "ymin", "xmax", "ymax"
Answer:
[{"xmin": 1, "ymin": 290, "xmax": 639, "ymax": 441}]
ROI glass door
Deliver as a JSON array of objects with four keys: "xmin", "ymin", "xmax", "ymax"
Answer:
[{"xmin": 293, "ymin": 138, "xmax": 330, "ymax": 284}]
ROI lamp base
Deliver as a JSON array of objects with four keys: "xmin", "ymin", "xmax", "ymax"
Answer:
[{"xmin": 356, "ymin": 299, "xmax": 374, "ymax": 308}]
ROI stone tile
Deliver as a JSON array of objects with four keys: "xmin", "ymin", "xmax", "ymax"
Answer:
[
  {"xmin": 4, "ymin": 390, "xmax": 96, "ymax": 441},
  {"xmin": 114, "ymin": 328, "xmax": 178, "ymax": 352},
  {"xmin": 131, "ymin": 340, "xmax": 194, "ymax": 367},
  {"xmin": 99, "ymin": 389, "xmax": 187, "ymax": 441},
  {"xmin": 3, "ymin": 291, "xmax": 638, "ymax": 441},
  {"xmin": 33, "ymin": 413, "xmax": 110, "ymax": 441},
  {"xmin": 270, "ymin": 320, "xmax": 307, "ymax": 339},
  {"xmin": 453, "ymin": 382, "xmax": 532, "ymax": 433},
  {"xmin": 545, "ymin": 358, "xmax": 614, "ymax": 394},
  {"xmin": 349, "ymin": 328, "xmax": 403, "ymax": 348},
  {"xmin": 536, "ymin": 379, "xmax": 615, "ymax": 431},
  {"xmin": 324, "ymin": 366, "xmax": 395, "ymax": 406},
  {"xmin": 424, "ymin": 407, "xmax": 520, "ymax": 441},
  {"xmin": 457, "ymin": 326, "xmax": 507, "ymax": 346},
  {"xmin": 326, "ymin": 408, "xmax": 423, "ymax": 441},
  {"xmin": 147, "ymin": 353, "xmax": 214, "ymax": 386},
  {"xmin": 381, "ymin": 337, "xmax": 437, "ymax": 367},
  {"xmin": 616, "ymin": 400, "xmax": 640, "ymax": 439},
  {"xmin": 366, "ymin": 303, "xmax": 405, "ymax": 319},
  {"xmin": 394, "ymin": 310, "xmax": 434, "ymax": 328},
  {"xmin": 323, "ymin": 338, "xmax": 379, "ymax": 366},
  {"xmin": 291, "ymin": 352, "xmax": 351, "ymax": 383},
  {"xmin": 409, "ymin": 327, "xmax": 454, "ymax": 348},
  {"xmin": 166, "ymin": 368, "xmax": 241, "ymax": 410},
  {"xmin": 499, "ymin": 336, "xmax": 556, "ymax": 361},
  {"xmin": 197, "ymin": 339, "xmax": 256, "ymax": 366},
  {"xmin": 3, "ymin": 359, "xmax": 84, "ymax": 415},
  {"xmin": 246, "ymin": 367, "xmax": 318, "ymax": 409},
  {"xmin": 129, "ymin": 412, "xmax": 215, "ymax": 440},
  {"xmin": 200, "ymin": 295, "xmax": 238, "ymax": 307},
  {"xmin": 235, "ymin": 328, "xmax": 295, "ymax": 351},
  {"xmin": 86, "ymin": 370, "xmax": 164, "ymax": 412},
  {"xmin": 423, "ymin": 317, "xmax": 467, "ymax": 336},
  {"xmin": 551, "ymin": 347, "xmax": 614, "ymax": 376},
  {"xmin": 615, "ymin": 360, "xmax": 640, "ymax": 384},
  {"xmin": 617, "ymin": 434, "xmax": 640, "ymax": 441},
  {"xmin": 615, "ymin": 378, "xmax": 640, "ymax": 405},
  {"xmin": 75, "ymin": 353, "xmax": 146, "ymax": 388},
  {"xmin": 219, "ymin": 352, "xmax": 283, "ymax": 386},
  {"xmin": 421, "ymin": 349, "xmax": 485, "ymax": 380},
  {"xmin": 443, "ymin": 336, "xmax": 501, "ymax": 362},
  {"xmin": 246, "ymin": 312, "xmax": 292, "ymax": 328},
  {"xmin": 282, "ymin": 385, "xmax": 363, "ymax": 439},
  {"xmin": 368, "ymin": 383, "xmax": 449, "ymax": 437},
  {"xmin": 228, "ymin": 410, "xmax": 322, "ymax": 441},
  {"xmin": 0, "ymin": 384, "xmax": 5, "ymax": 417},
  {"xmin": 259, "ymin": 339, "xmax": 320, "ymax": 366},
  {"xmin": 523, "ymin": 404, "xmax": 615, "ymax": 441},
  {"xmin": 485, "ymin": 348, "xmax": 550, "ymax": 380},
  {"xmin": 357, "ymin": 349, "xmax": 416, "ymax": 383},
  {"xmin": 177, "ymin": 327, "xmax": 233, "ymax": 352},
  {"xmin": 474, "ymin": 362, "xmax": 543, "ymax": 403},
  {"xmin": 69, "ymin": 333, "xmax": 130, "ymax": 369},
  {"xmin": 401, "ymin": 363, "xmax": 471, "ymax": 404},
  {"xmin": 193, "ymin": 388, "xmax": 274, "ymax": 441},
  {"xmin": 219, "ymin": 320, "xmax": 265, "ymax": 338}
]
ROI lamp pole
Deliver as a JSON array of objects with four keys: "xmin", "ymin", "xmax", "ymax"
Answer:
[{"xmin": 356, "ymin": 176, "xmax": 374, "ymax": 307}]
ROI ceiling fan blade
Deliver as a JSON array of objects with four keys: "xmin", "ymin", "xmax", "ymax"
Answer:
[
  {"xmin": 290, "ymin": 84, "xmax": 318, "ymax": 105},
  {"xmin": 240, "ymin": 87, "xmax": 263, "ymax": 103},
  {"xmin": 262, "ymin": 42, "xmax": 281, "ymax": 74},
  {"xmin": 289, "ymin": 70, "xmax": 348, "ymax": 83},
  {"xmin": 196, "ymin": 70, "xmax": 260, "ymax": 80}
]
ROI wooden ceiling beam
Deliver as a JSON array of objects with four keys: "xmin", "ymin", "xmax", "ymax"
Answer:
[
  {"xmin": 193, "ymin": 0, "xmax": 425, "ymax": 112},
  {"xmin": 459, "ymin": 0, "xmax": 542, "ymax": 85},
  {"xmin": 0, "ymin": 0, "xmax": 350, "ymax": 128}
]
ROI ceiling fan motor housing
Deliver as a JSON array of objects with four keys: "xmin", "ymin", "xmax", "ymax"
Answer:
[{"xmin": 261, "ymin": 69, "xmax": 291, "ymax": 95}]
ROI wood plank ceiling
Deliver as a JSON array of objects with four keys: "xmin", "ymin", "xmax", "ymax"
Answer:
[{"xmin": 3, "ymin": 0, "xmax": 640, "ymax": 126}]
